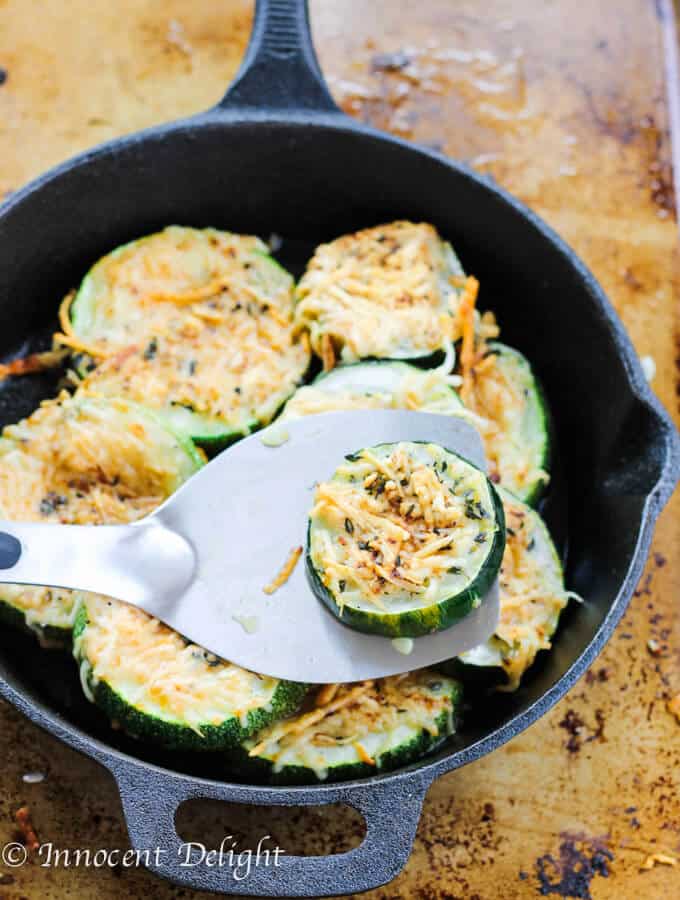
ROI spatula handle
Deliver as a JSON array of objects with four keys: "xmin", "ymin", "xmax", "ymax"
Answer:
[{"xmin": 0, "ymin": 520, "xmax": 195, "ymax": 609}]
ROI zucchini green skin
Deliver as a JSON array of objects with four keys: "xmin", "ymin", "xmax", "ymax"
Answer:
[
  {"xmin": 0, "ymin": 597, "xmax": 72, "ymax": 649},
  {"xmin": 437, "ymin": 486, "xmax": 564, "ymax": 689},
  {"xmin": 307, "ymin": 532, "xmax": 501, "ymax": 639},
  {"xmin": 160, "ymin": 404, "xmax": 258, "ymax": 454},
  {"xmin": 72, "ymin": 605, "xmax": 309, "ymax": 752},
  {"xmin": 487, "ymin": 341, "xmax": 552, "ymax": 507},
  {"xmin": 232, "ymin": 679, "xmax": 463, "ymax": 785},
  {"xmin": 435, "ymin": 653, "xmax": 509, "ymax": 692},
  {"xmin": 307, "ymin": 443, "xmax": 506, "ymax": 639}
]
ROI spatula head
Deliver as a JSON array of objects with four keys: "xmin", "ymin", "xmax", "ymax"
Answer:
[{"xmin": 149, "ymin": 410, "xmax": 500, "ymax": 682}]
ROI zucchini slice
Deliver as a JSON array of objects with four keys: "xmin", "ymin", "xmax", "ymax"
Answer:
[
  {"xmin": 73, "ymin": 595, "xmax": 308, "ymax": 752},
  {"xmin": 280, "ymin": 359, "xmax": 464, "ymax": 420},
  {"xmin": 307, "ymin": 441, "xmax": 505, "ymax": 638},
  {"xmin": 0, "ymin": 394, "xmax": 202, "ymax": 645},
  {"xmin": 238, "ymin": 671, "xmax": 462, "ymax": 784},
  {"xmin": 294, "ymin": 221, "xmax": 466, "ymax": 365},
  {"xmin": 65, "ymin": 226, "xmax": 310, "ymax": 449},
  {"xmin": 460, "ymin": 341, "xmax": 551, "ymax": 505},
  {"xmin": 444, "ymin": 487, "xmax": 569, "ymax": 690}
]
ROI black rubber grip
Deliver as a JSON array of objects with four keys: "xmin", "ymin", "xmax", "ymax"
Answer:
[{"xmin": 0, "ymin": 532, "xmax": 21, "ymax": 569}]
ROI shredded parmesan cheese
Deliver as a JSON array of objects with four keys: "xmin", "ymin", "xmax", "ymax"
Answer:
[
  {"xmin": 75, "ymin": 596, "xmax": 282, "ymax": 729},
  {"xmin": 280, "ymin": 362, "xmax": 467, "ymax": 423},
  {"xmin": 309, "ymin": 442, "xmax": 497, "ymax": 612},
  {"xmin": 462, "ymin": 490, "xmax": 569, "ymax": 690},
  {"xmin": 457, "ymin": 275, "xmax": 480, "ymax": 404},
  {"xmin": 246, "ymin": 671, "xmax": 455, "ymax": 778},
  {"xmin": 263, "ymin": 546, "xmax": 303, "ymax": 595},
  {"xmin": 0, "ymin": 349, "xmax": 68, "ymax": 381},
  {"xmin": 55, "ymin": 290, "xmax": 109, "ymax": 359},
  {"xmin": 667, "ymin": 692, "xmax": 680, "ymax": 723},
  {"xmin": 295, "ymin": 221, "xmax": 466, "ymax": 363},
  {"xmin": 0, "ymin": 394, "xmax": 199, "ymax": 634},
  {"xmin": 641, "ymin": 852, "xmax": 677, "ymax": 870},
  {"xmin": 61, "ymin": 228, "xmax": 309, "ymax": 434},
  {"xmin": 459, "ymin": 344, "xmax": 549, "ymax": 499}
]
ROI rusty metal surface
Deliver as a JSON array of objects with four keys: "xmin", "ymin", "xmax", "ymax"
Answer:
[{"xmin": 0, "ymin": 1, "xmax": 678, "ymax": 897}]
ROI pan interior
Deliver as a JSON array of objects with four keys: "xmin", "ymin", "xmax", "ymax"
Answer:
[{"xmin": 0, "ymin": 119, "xmax": 664, "ymax": 781}]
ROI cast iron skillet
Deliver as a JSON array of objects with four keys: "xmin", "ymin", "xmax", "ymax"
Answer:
[{"xmin": 0, "ymin": 1, "xmax": 677, "ymax": 895}]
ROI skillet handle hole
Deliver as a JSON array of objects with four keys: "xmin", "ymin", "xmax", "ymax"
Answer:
[{"xmin": 175, "ymin": 798, "xmax": 365, "ymax": 857}]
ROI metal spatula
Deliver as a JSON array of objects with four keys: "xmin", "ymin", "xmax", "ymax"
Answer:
[{"xmin": 0, "ymin": 411, "xmax": 499, "ymax": 682}]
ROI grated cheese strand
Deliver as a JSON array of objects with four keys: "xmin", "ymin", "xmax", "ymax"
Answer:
[
  {"xmin": 458, "ymin": 275, "xmax": 480, "ymax": 405},
  {"xmin": 263, "ymin": 546, "xmax": 303, "ymax": 595}
]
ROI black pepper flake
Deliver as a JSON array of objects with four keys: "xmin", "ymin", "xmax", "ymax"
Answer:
[
  {"xmin": 344, "ymin": 518, "xmax": 354, "ymax": 535},
  {"xmin": 448, "ymin": 565, "xmax": 462, "ymax": 574},
  {"xmin": 358, "ymin": 540, "xmax": 371, "ymax": 551},
  {"xmin": 187, "ymin": 359, "xmax": 197, "ymax": 375},
  {"xmin": 527, "ymin": 537, "xmax": 535, "ymax": 551},
  {"xmin": 143, "ymin": 338, "xmax": 158, "ymax": 360},
  {"xmin": 369, "ymin": 475, "xmax": 386, "ymax": 496},
  {"xmin": 465, "ymin": 500, "xmax": 487, "ymax": 520},
  {"xmin": 234, "ymin": 386, "xmax": 242, "ymax": 394},
  {"xmin": 39, "ymin": 492, "xmax": 67, "ymax": 516},
  {"xmin": 475, "ymin": 533, "xmax": 487, "ymax": 544},
  {"xmin": 338, "ymin": 579, "xmax": 346, "ymax": 593},
  {"xmin": 0, "ymin": 68, "xmax": 6, "ymax": 86}
]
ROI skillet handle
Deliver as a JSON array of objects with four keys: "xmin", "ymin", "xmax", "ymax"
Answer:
[
  {"xmin": 217, "ymin": 0, "xmax": 341, "ymax": 114},
  {"xmin": 113, "ymin": 762, "xmax": 430, "ymax": 896}
]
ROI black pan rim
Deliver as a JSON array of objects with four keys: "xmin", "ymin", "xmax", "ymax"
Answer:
[{"xmin": 0, "ymin": 110, "xmax": 677, "ymax": 801}]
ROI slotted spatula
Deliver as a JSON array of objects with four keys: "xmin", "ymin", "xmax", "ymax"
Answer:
[{"xmin": 0, "ymin": 410, "xmax": 499, "ymax": 682}]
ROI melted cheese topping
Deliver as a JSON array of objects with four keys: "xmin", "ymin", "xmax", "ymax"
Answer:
[
  {"xmin": 309, "ymin": 442, "xmax": 497, "ymax": 613},
  {"xmin": 74, "ymin": 595, "xmax": 282, "ymax": 732},
  {"xmin": 64, "ymin": 227, "xmax": 309, "ymax": 433},
  {"xmin": 460, "ymin": 346, "xmax": 548, "ymax": 499},
  {"xmin": 0, "ymin": 586, "xmax": 78, "ymax": 640},
  {"xmin": 461, "ymin": 490, "xmax": 567, "ymax": 689},
  {"xmin": 0, "ymin": 394, "xmax": 200, "ymax": 634},
  {"xmin": 246, "ymin": 670, "xmax": 455, "ymax": 778},
  {"xmin": 294, "ymin": 221, "xmax": 465, "ymax": 363},
  {"xmin": 280, "ymin": 363, "xmax": 464, "ymax": 421}
]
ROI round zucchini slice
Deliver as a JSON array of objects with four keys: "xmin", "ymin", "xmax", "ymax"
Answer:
[
  {"xmin": 307, "ymin": 441, "xmax": 505, "ymax": 638},
  {"xmin": 442, "ymin": 487, "xmax": 569, "ymax": 690},
  {"xmin": 280, "ymin": 359, "xmax": 464, "ymax": 420},
  {"xmin": 0, "ymin": 394, "xmax": 203, "ymax": 645},
  {"xmin": 237, "ymin": 671, "xmax": 462, "ymax": 784},
  {"xmin": 73, "ymin": 595, "xmax": 308, "ymax": 752},
  {"xmin": 294, "ymin": 221, "xmax": 466, "ymax": 366},
  {"xmin": 460, "ymin": 341, "xmax": 551, "ymax": 506},
  {"xmin": 64, "ymin": 226, "xmax": 310, "ymax": 449}
]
